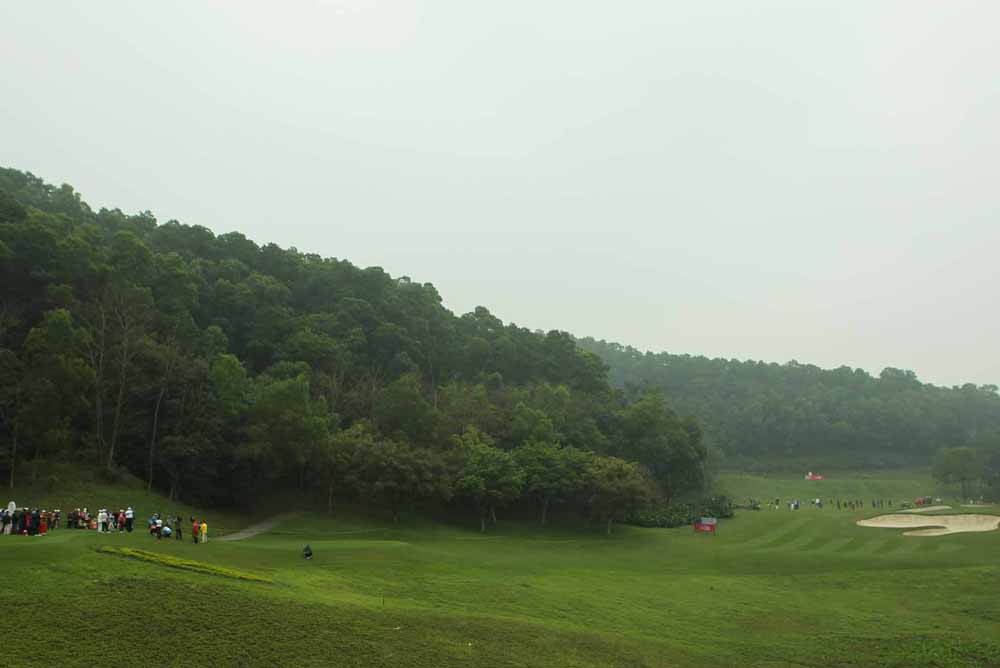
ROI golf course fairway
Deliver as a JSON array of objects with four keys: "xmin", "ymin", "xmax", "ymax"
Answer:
[{"xmin": 2, "ymin": 471, "xmax": 999, "ymax": 668}]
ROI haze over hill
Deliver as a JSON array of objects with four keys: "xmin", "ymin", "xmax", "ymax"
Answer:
[
  {"xmin": 0, "ymin": 167, "xmax": 709, "ymax": 522},
  {"xmin": 579, "ymin": 337, "xmax": 1000, "ymax": 471},
  {"xmin": 2, "ymin": 2, "xmax": 999, "ymax": 387},
  {"xmin": 3, "ymin": 167, "xmax": 1000, "ymax": 488},
  {"xmin": 5, "ymin": 4, "xmax": 1000, "ymax": 668}
]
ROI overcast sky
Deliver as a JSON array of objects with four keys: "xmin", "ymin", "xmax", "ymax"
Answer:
[{"xmin": 2, "ymin": 2, "xmax": 998, "ymax": 387}]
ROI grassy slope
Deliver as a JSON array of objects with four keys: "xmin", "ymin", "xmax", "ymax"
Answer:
[
  {"xmin": 7, "ymin": 463, "xmax": 265, "ymax": 535},
  {"xmin": 2, "ymin": 471, "xmax": 999, "ymax": 668},
  {"xmin": 716, "ymin": 468, "xmax": 954, "ymax": 502}
]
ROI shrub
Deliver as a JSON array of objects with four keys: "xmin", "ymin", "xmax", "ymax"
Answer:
[{"xmin": 623, "ymin": 495, "xmax": 734, "ymax": 528}]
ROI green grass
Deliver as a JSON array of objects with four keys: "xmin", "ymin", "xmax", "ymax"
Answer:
[
  {"xmin": 97, "ymin": 546, "xmax": 273, "ymax": 583},
  {"xmin": 8, "ymin": 461, "xmax": 253, "ymax": 534},
  {"xmin": 716, "ymin": 468, "xmax": 952, "ymax": 503},
  {"xmin": 2, "ymin": 469, "xmax": 999, "ymax": 668}
]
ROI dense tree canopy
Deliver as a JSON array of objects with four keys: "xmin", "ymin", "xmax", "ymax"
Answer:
[
  {"xmin": 578, "ymin": 338, "xmax": 1000, "ymax": 471},
  {"xmin": 932, "ymin": 447, "xmax": 982, "ymax": 499},
  {"xmin": 0, "ymin": 168, "xmax": 705, "ymax": 529}
]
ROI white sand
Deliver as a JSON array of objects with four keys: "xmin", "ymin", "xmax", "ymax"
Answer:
[
  {"xmin": 857, "ymin": 513, "xmax": 1000, "ymax": 536},
  {"xmin": 900, "ymin": 505, "xmax": 951, "ymax": 513}
]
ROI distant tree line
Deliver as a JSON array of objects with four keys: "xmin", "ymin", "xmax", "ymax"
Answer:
[
  {"xmin": 932, "ymin": 447, "xmax": 1000, "ymax": 501},
  {"xmin": 0, "ymin": 168, "xmax": 708, "ymax": 532},
  {"xmin": 578, "ymin": 339, "xmax": 1000, "ymax": 472}
]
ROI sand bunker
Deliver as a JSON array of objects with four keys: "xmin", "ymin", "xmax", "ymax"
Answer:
[
  {"xmin": 900, "ymin": 505, "xmax": 951, "ymax": 513},
  {"xmin": 857, "ymin": 513, "xmax": 1000, "ymax": 537}
]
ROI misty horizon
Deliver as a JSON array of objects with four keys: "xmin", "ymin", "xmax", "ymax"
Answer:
[{"xmin": 3, "ymin": 1, "xmax": 997, "ymax": 387}]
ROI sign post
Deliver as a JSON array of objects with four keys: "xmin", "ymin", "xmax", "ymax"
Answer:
[{"xmin": 693, "ymin": 517, "xmax": 717, "ymax": 534}]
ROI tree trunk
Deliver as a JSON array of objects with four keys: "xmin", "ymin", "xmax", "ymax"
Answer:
[
  {"xmin": 606, "ymin": 517, "xmax": 613, "ymax": 536},
  {"xmin": 540, "ymin": 497, "xmax": 549, "ymax": 526},
  {"xmin": 7, "ymin": 419, "xmax": 17, "ymax": 489},
  {"xmin": 93, "ymin": 378, "xmax": 105, "ymax": 463},
  {"xmin": 428, "ymin": 357, "xmax": 438, "ymax": 410},
  {"xmin": 327, "ymin": 480, "xmax": 335, "ymax": 514},
  {"xmin": 87, "ymin": 304, "xmax": 108, "ymax": 464},
  {"xmin": 30, "ymin": 420, "xmax": 42, "ymax": 481},
  {"xmin": 107, "ymin": 352, "xmax": 128, "ymax": 471},
  {"xmin": 365, "ymin": 369, "xmax": 382, "ymax": 419},
  {"xmin": 480, "ymin": 511, "xmax": 486, "ymax": 533},
  {"xmin": 490, "ymin": 506, "xmax": 497, "ymax": 526},
  {"xmin": 147, "ymin": 385, "xmax": 166, "ymax": 492}
]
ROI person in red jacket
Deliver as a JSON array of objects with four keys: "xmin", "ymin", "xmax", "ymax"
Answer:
[{"xmin": 191, "ymin": 517, "xmax": 200, "ymax": 545}]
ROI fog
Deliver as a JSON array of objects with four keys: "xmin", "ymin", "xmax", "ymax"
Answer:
[{"xmin": 2, "ymin": 1, "xmax": 998, "ymax": 386}]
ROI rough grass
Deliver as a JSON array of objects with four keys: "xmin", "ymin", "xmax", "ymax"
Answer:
[
  {"xmin": 3, "ymin": 469, "xmax": 999, "ymax": 668},
  {"xmin": 97, "ymin": 546, "xmax": 272, "ymax": 583}
]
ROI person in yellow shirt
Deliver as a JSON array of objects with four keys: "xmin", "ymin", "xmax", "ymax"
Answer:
[{"xmin": 199, "ymin": 520, "xmax": 208, "ymax": 543}]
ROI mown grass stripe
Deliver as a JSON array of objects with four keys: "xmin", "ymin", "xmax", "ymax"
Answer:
[
  {"xmin": 97, "ymin": 546, "xmax": 272, "ymax": 583},
  {"xmin": 833, "ymin": 534, "xmax": 875, "ymax": 554},
  {"xmin": 917, "ymin": 539, "xmax": 943, "ymax": 555},
  {"xmin": 757, "ymin": 519, "xmax": 813, "ymax": 549},
  {"xmin": 872, "ymin": 538, "xmax": 904, "ymax": 555},
  {"xmin": 800, "ymin": 533, "xmax": 837, "ymax": 552}
]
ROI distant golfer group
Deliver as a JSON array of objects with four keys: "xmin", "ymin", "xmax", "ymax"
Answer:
[
  {"xmin": 1, "ymin": 504, "xmax": 136, "ymax": 535},
  {"xmin": 758, "ymin": 497, "xmax": 897, "ymax": 511},
  {"xmin": 1, "ymin": 505, "xmax": 58, "ymax": 535},
  {"xmin": 146, "ymin": 513, "xmax": 208, "ymax": 544},
  {"xmin": 93, "ymin": 507, "xmax": 135, "ymax": 532},
  {"xmin": 4, "ymin": 501, "xmax": 209, "ymax": 544}
]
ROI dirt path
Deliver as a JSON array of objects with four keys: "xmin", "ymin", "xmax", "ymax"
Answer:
[{"xmin": 218, "ymin": 512, "xmax": 301, "ymax": 542}]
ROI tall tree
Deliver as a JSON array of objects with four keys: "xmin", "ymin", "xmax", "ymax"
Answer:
[
  {"xmin": 346, "ymin": 437, "xmax": 447, "ymax": 523},
  {"xmin": 0, "ymin": 348, "xmax": 22, "ymax": 489},
  {"xmin": 452, "ymin": 427, "xmax": 525, "ymax": 532},
  {"xmin": 584, "ymin": 456, "xmax": 648, "ymax": 535},
  {"xmin": 244, "ymin": 373, "xmax": 330, "ymax": 491},
  {"xmin": 513, "ymin": 441, "xmax": 589, "ymax": 526},
  {"xmin": 933, "ymin": 447, "xmax": 982, "ymax": 499}
]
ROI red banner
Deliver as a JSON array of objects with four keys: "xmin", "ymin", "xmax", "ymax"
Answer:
[{"xmin": 694, "ymin": 517, "xmax": 717, "ymax": 533}]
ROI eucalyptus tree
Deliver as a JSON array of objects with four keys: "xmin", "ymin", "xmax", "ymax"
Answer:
[
  {"xmin": 345, "ymin": 436, "xmax": 447, "ymax": 523},
  {"xmin": 452, "ymin": 427, "xmax": 525, "ymax": 532},
  {"xmin": 584, "ymin": 456, "xmax": 647, "ymax": 535}
]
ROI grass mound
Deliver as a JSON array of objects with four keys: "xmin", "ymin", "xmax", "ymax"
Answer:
[{"xmin": 97, "ymin": 546, "xmax": 272, "ymax": 583}]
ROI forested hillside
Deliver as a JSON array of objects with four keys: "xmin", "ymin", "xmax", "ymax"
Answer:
[
  {"xmin": 0, "ymin": 168, "xmax": 707, "ymax": 528},
  {"xmin": 578, "ymin": 338, "xmax": 1000, "ymax": 470}
]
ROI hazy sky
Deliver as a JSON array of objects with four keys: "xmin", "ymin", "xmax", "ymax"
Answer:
[{"xmin": 2, "ymin": 2, "xmax": 998, "ymax": 387}]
